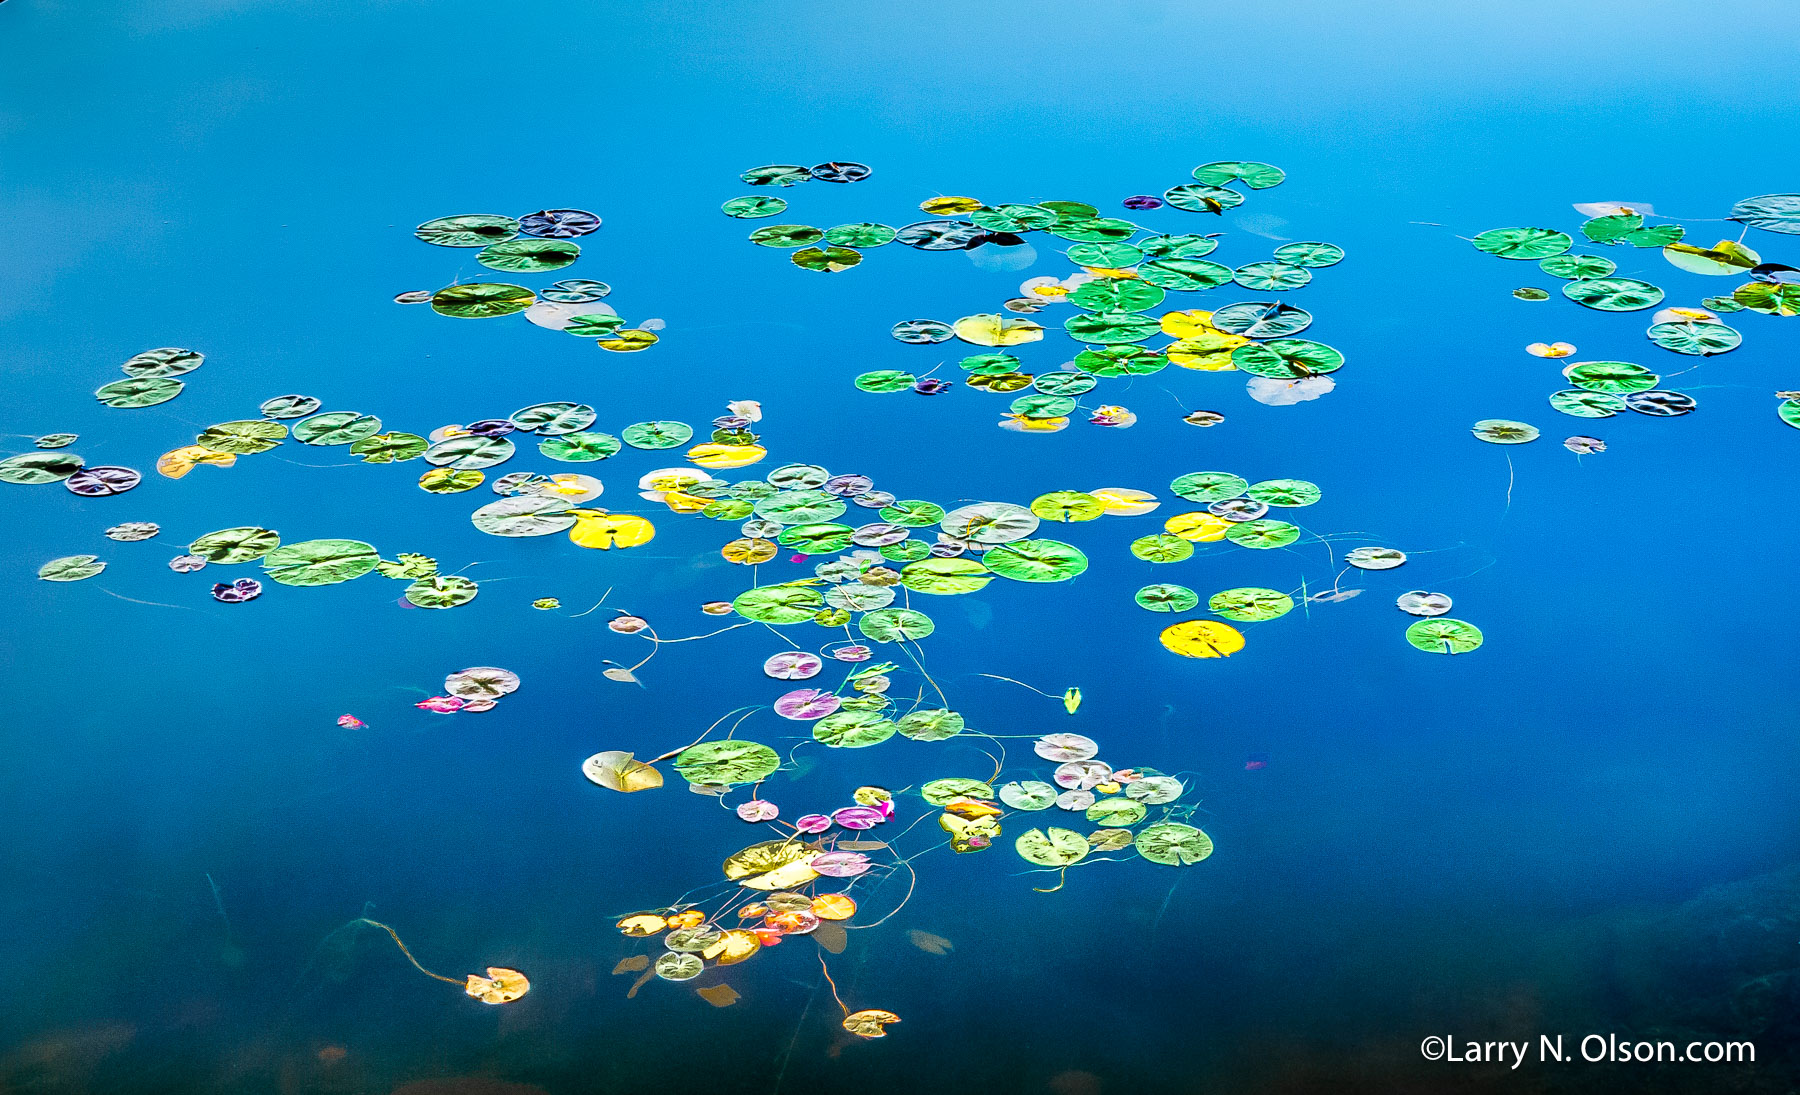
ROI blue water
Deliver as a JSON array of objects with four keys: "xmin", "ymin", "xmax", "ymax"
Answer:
[{"xmin": 3, "ymin": 1, "xmax": 1799, "ymax": 1092}]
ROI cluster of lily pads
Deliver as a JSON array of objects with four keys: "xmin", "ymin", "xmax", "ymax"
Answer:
[
  {"xmin": 415, "ymin": 666, "xmax": 520, "ymax": 714},
  {"xmin": 851, "ymin": 166, "xmax": 1347, "ymax": 422},
  {"xmin": 1472, "ymin": 193, "xmax": 1800, "ymax": 442},
  {"xmin": 581, "ymin": 653, "xmax": 1215, "ymax": 1025},
  {"xmin": 396, "ymin": 209, "xmax": 662, "ymax": 352}
]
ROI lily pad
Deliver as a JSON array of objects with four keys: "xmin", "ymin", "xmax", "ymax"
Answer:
[
  {"xmin": 675, "ymin": 740, "xmax": 780, "ymax": 786},
  {"xmin": 1134, "ymin": 822, "xmax": 1214, "ymax": 865},
  {"xmin": 1405, "ymin": 618, "xmax": 1484, "ymax": 654},
  {"xmin": 260, "ymin": 539, "xmax": 379, "ymax": 586}
]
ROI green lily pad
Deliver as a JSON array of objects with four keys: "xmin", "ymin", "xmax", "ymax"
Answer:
[
  {"xmin": 1563, "ymin": 277, "xmax": 1663, "ymax": 312},
  {"xmin": 722, "ymin": 195, "xmax": 787, "ymax": 218},
  {"xmin": 921, "ymin": 778, "xmax": 994, "ymax": 806},
  {"xmin": 0, "ymin": 452, "xmax": 84, "ymax": 484},
  {"xmin": 621, "ymin": 421, "xmax": 692, "ymax": 449},
  {"xmin": 1233, "ymin": 261, "xmax": 1311, "ymax": 291},
  {"xmin": 748, "ymin": 224, "xmax": 823, "ymax": 248},
  {"xmin": 1135, "ymin": 583, "xmax": 1199, "ymax": 612},
  {"xmin": 673, "ymin": 740, "xmax": 780, "ymax": 786},
  {"xmin": 404, "ymin": 575, "xmax": 478, "ymax": 608},
  {"xmin": 1164, "ymin": 184, "xmax": 1246, "ymax": 212},
  {"xmin": 1085, "ymin": 798, "xmax": 1147, "ymax": 826},
  {"xmin": 982, "ymin": 539, "xmax": 1088, "ymax": 582},
  {"xmin": 539, "ymin": 432, "xmax": 620, "ymax": 461},
  {"xmin": 1548, "ymin": 390, "xmax": 1626, "ymax": 418},
  {"xmin": 510, "ymin": 403, "xmax": 597, "ymax": 435},
  {"xmin": 879, "ymin": 500, "xmax": 945, "ymax": 528},
  {"xmin": 1063, "ymin": 312, "xmax": 1160, "ymax": 345},
  {"xmin": 431, "ymin": 283, "xmax": 534, "ymax": 318},
  {"xmin": 477, "ymin": 238, "xmax": 579, "ymax": 272},
  {"xmin": 96, "ymin": 377, "xmax": 183, "ymax": 408},
  {"xmin": 792, "ymin": 246, "xmax": 861, "ymax": 272},
  {"xmin": 261, "ymin": 538, "xmax": 379, "ymax": 586},
  {"xmin": 1068, "ymin": 279, "xmax": 1164, "ymax": 313},
  {"xmin": 1272, "ymin": 241, "xmax": 1343, "ymax": 267},
  {"xmin": 1134, "ymin": 822, "xmax": 1214, "ymax": 865},
  {"xmin": 812, "ymin": 710, "xmax": 898, "ymax": 748},
  {"xmin": 1015, "ymin": 827, "xmax": 1090, "ymax": 867},
  {"xmin": 897, "ymin": 709, "xmax": 965, "ymax": 741},
  {"xmin": 859, "ymin": 607, "xmax": 935, "ymax": 642},
  {"xmin": 197, "ymin": 420, "xmax": 288, "ymax": 455},
  {"xmin": 855, "ymin": 370, "xmax": 915, "ymax": 393},
  {"xmin": 1734, "ymin": 281, "xmax": 1800, "ymax": 317},
  {"xmin": 755, "ymin": 489, "xmax": 845, "ymax": 524},
  {"xmin": 122, "ymin": 347, "xmax": 204, "ymax": 377},
  {"xmin": 1130, "ymin": 534, "xmax": 1195, "ymax": 563},
  {"xmin": 732, "ymin": 585, "xmax": 825, "ymax": 624},
  {"xmin": 970, "ymin": 204, "xmax": 1058, "ymax": 233},
  {"xmin": 1471, "ymin": 419, "xmax": 1540, "ymax": 443},
  {"xmin": 900, "ymin": 557, "xmax": 993, "ymax": 594},
  {"xmin": 998, "ymin": 781, "xmax": 1057, "ymax": 810},
  {"xmin": 1245, "ymin": 479, "xmax": 1320, "ymax": 507},
  {"xmin": 1405, "ymin": 618, "xmax": 1484, "ymax": 654},
  {"xmin": 38, "ymin": 555, "xmax": 105, "ymax": 582},
  {"xmin": 1538, "ymin": 254, "xmax": 1615, "ymax": 279},
  {"xmin": 1066, "ymin": 241, "xmax": 1144, "ymax": 267},
  {"xmin": 1170, "ymin": 471, "xmax": 1248, "ymax": 503},
  {"xmin": 293, "ymin": 412, "xmax": 382, "ymax": 445},
  {"xmin": 1646, "ymin": 322, "xmax": 1740, "ymax": 356},
  {"xmin": 1225, "ymin": 520, "xmax": 1300, "ymax": 550},
  {"xmin": 424, "ymin": 435, "xmax": 515, "ymax": 470},
  {"xmin": 415, "ymin": 214, "xmax": 519, "ymax": 247},
  {"xmin": 349, "ymin": 432, "xmax": 429, "ymax": 463},
  {"xmin": 1472, "ymin": 227, "xmax": 1572, "ymax": 260},
  {"xmin": 1136, "ymin": 257, "xmax": 1233, "ymax": 291},
  {"xmin": 776, "ymin": 523, "xmax": 854, "ymax": 553},
  {"xmin": 189, "ymin": 527, "xmax": 280, "ymax": 563},
  {"xmin": 1209, "ymin": 587, "xmax": 1294, "ymax": 621},
  {"xmin": 1566, "ymin": 361, "xmax": 1658, "ymax": 394},
  {"xmin": 1192, "ymin": 160, "xmax": 1284, "ymax": 188},
  {"xmin": 1230, "ymin": 339, "xmax": 1343, "ymax": 378},
  {"xmin": 823, "ymin": 223, "xmax": 895, "ymax": 248}
]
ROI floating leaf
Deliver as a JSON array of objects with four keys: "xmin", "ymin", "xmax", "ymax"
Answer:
[
  {"xmin": 921, "ymin": 778, "xmax": 994, "ymax": 806},
  {"xmin": 189, "ymin": 527, "xmax": 280, "ymax": 563},
  {"xmin": 1134, "ymin": 822, "xmax": 1214, "ymax": 865},
  {"xmin": 1405, "ymin": 618, "xmax": 1485, "ymax": 654},
  {"xmin": 982, "ymin": 539, "xmax": 1088, "ymax": 582},
  {"xmin": 96, "ymin": 377, "xmax": 183, "ymax": 408},
  {"xmin": 1135, "ymin": 583, "xmax": 1199, "ymax": 612},
  {"xmin": 1471, "ymin": 419, "xmax": 1540, "ymax": 444},
  {"xmin": 1160, "ymin": 619, "xmax": 1245, "ymax": 659},
  {"xmin": 676, "ymin": 740, "xmax": 780, "ymax": 786},
  {"xmin": 722, "ymin": 840, "xmax": 820, "ymax": 891},
  {"xmin": 0, "ymin": 452, "xmax": 83, "ymax": 484},
  {"xmin": 197, "ymin": 420, "xmax": 288, "ymax": 455},
  {"xmin": 1730, "ymin": 193, "xmax": 1800, "ymax": 235},
  {"xmin": 1646, "ymin": 322, "xmax": 1739, "ymax": 356},
  {"xmin": 464, "ymin": 968, "xmax": 530, "ymax": 1005},
  {"xmin": 1472, "ymin": 227, "xmax": 1572, "ymax": 260},
  {"xmin": 38, "ymin": 555, "xmax": 105, "ymax": 582},
  {"xmin": 405, "ymin": 575, "xmax": 478, "ymax": 608},
  {"xmin": 260, "ymin": 539, "xmax": 379, "ymax": 586},
  {"xmin": 859, "ymin": 607, "xmax": 934, "ymax": 642},
  {"xmin": 1209, "ymin": 587, "xmax": 1294, "ymax": 621},
  {"xmin": 583, "ymin": 751, "xmax": 663, "ymax": 792},
  {"xmin": 431, "ymin": 283, "xmax": 534, "ymax": 318},
  {"xmin": 1015, "ymin": 827, "xmax": 1089, "ymax": 867},
  {"xmin": 294, "ymin": 412, "xmax": 382, "ymax": 446},
  {"xmin": 842, "ymin": 1010, "xmax": 901, "ymax": 1038},
  {"xmin": 1563, "ymin": 277, "xmax": 1663, "ymax": 312}
]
